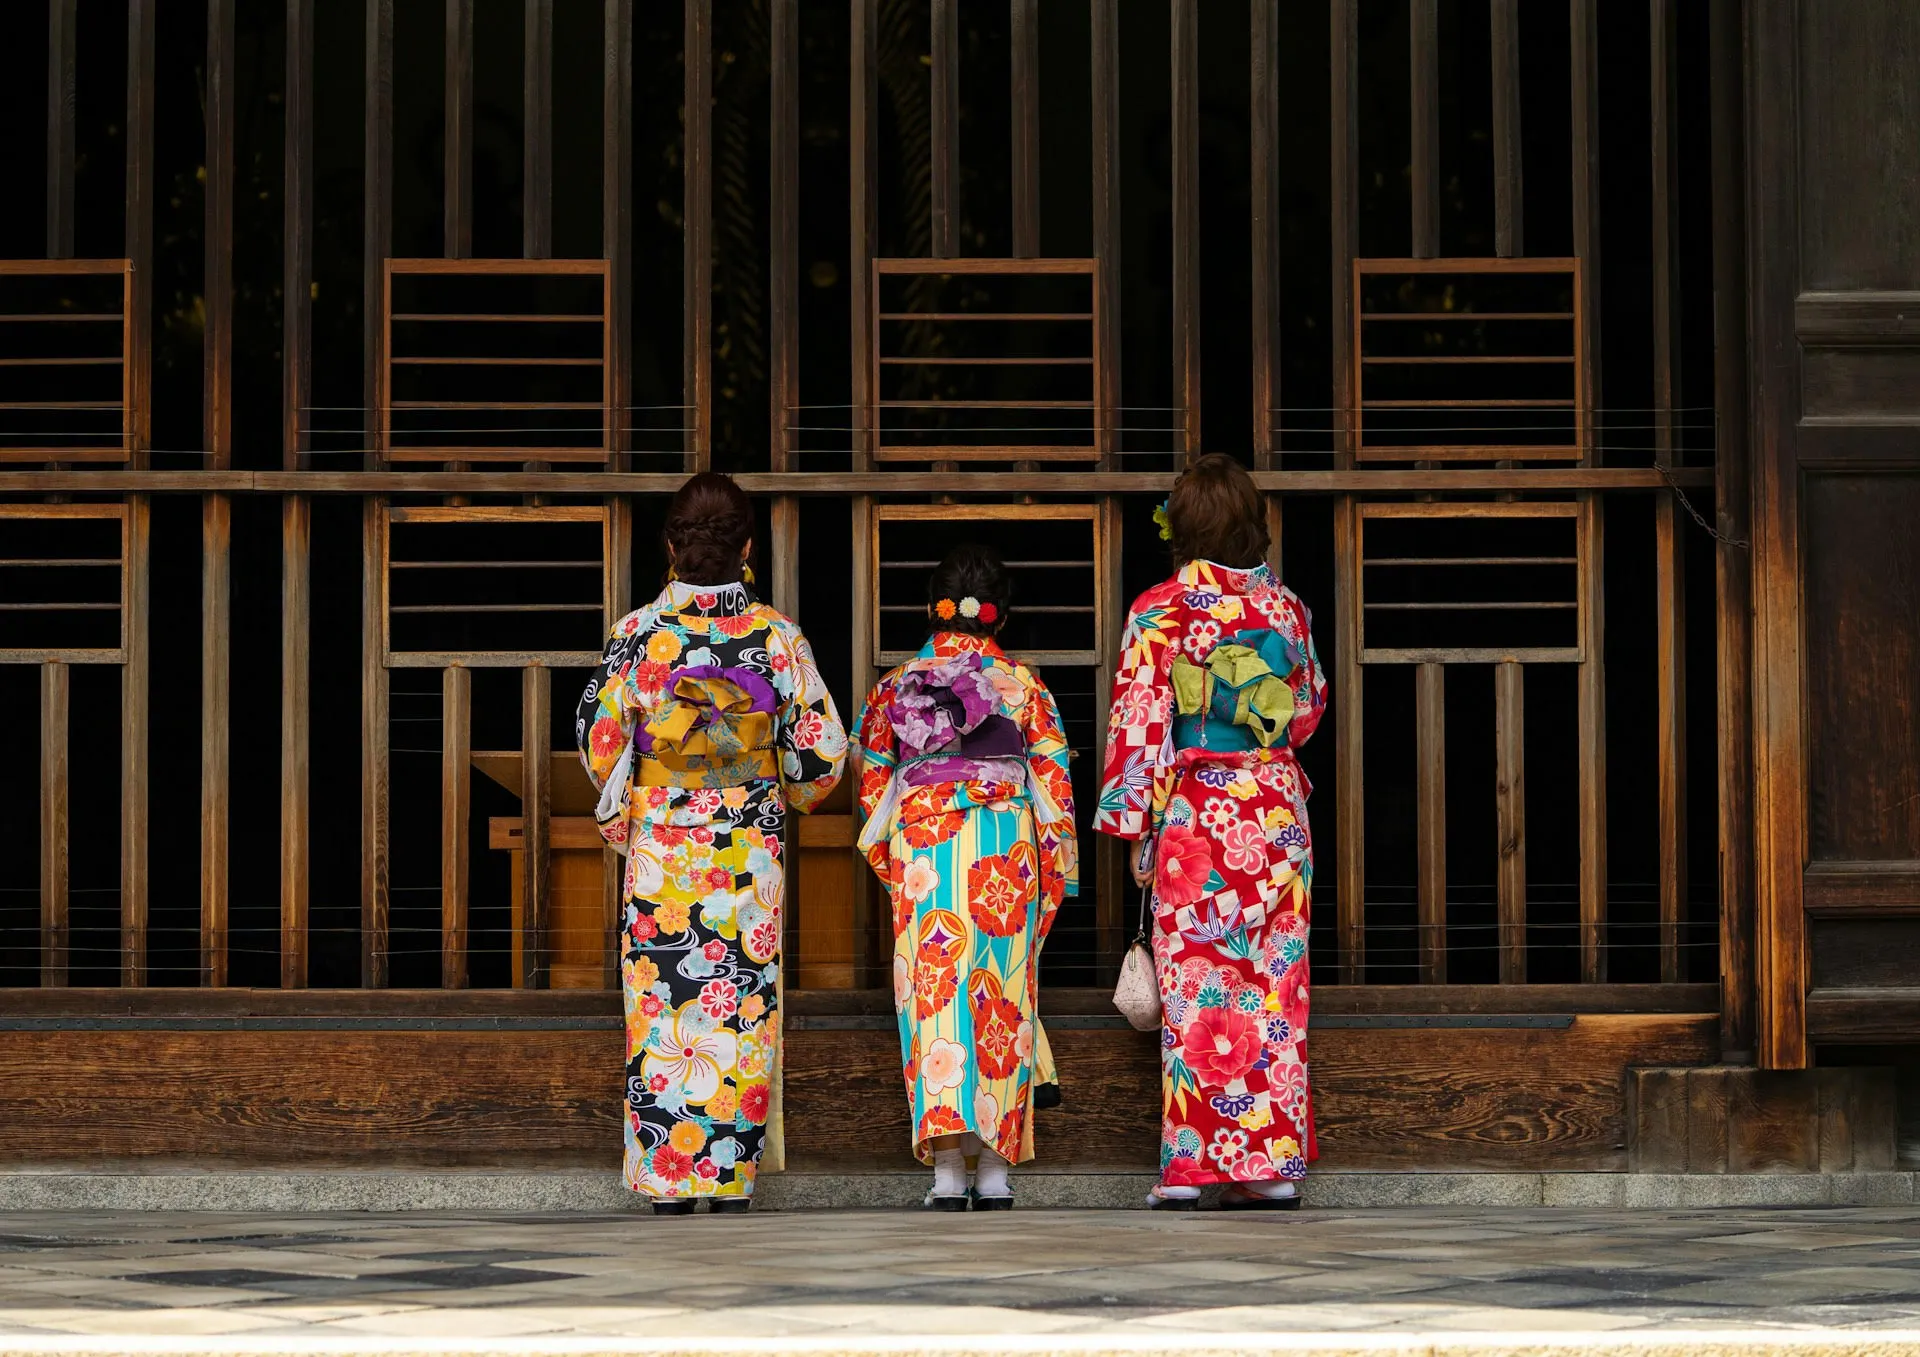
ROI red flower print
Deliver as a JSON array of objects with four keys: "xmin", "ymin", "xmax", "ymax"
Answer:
[
  {"xmin": 913, "ymin": 909, "xmax": 966, "ymax": 1019},
  {"xmin": 704, "ymin": 866, "xmax": 733, "ymax": 892},
  {"xmin": 1154, "ymin": 824, "xmax": 1214, "ymax": 907},
  {"xmin": 702, "ymin": 940, "xmax": 728, "ymax": 962},
  {"xmin": 603, "ymin": 819, "xmax": 629, "ymax": 846},
  {"xmin": 1116, "ymin": 675, "xmax": 1158, "ymax": 728},
  {"xmin": 1217, "ymin": 819, "xmax": 1270, "ymax": 875},
  {"xmin": 648, "ymin": 1072, "xmax": 671, "ymax": 1093},
  {"xmin": 700, "ymin": 979, "xmax": 739, "ymax": 1019},
  {"xmin": 789, "ymin": 710, "xmax": 826, "ymax": 750},
  {"xmin": 695, "ymin": 591, "xmax": 718, "ymax": 609},
  {"xmin": 713, "ymin": 613, "xmax": 757, "ymax": 639},
  {"xmin": 695, "ymin": 1158, "xmax": 721, "ymax": 1180},
  {"xmin": 653, "ymin": 824, "xmax": 689, "ymax": 849},
  {"xmin": 640, "ymin": 994, "xmax": 665, "ymax": 1019},
  {"xmin": 651, "ymin": 1145, "xmax": 693, "ymax": 1181},
  {"xmin": 1182, "ymin": 1005, "xmax": 1262, "ymax": 1087},
  {"xmin": 1162, "ymin": 1154, "xmax": 1209, "ymax": 1187},
  {"xmin": 590, "ymin": 717, "xmax": 626, "ymax": 760},
  {"xmin": 740, "ymin": 1083, "xmax": 771, "ymax": 1124},
  {"xmin": 631, "ymin": 660, "xmax": 670, "ymax": 694},
  {"xmin": 631, "ymin": 914, "xmax": 658, "ymax": 942},
  {"xmin": 966, "ymin": 853, "xmax": 1031, "ymax": 937},
  {"xmin": 918, "ymin": 1106, "xmax": 967, "ymax": 1141},
  {"xmin": 902, "ymin": 812, "xmax": 965, "ymax": 850},
  {"xmin": 688, "ymin": 825, "xmax": 715, "ymax": 847},
  {"xmin": 972, "ymin": 993, "xmax": 1025, "ymax": 1080},
  {"xmin": 770, "ymin": 652, "xmax": 791, "ymax": 672},
  {"xmin": 621, "ymin": 615, "xmax": 641, "ymax": 635}
]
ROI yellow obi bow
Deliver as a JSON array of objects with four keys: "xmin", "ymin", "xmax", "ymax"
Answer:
[
  {"xmin": 637, "ymin": 669, "xmax": 778, "ymax": 786},
  {"xmin": 1169, "ymin": 642, "xmax": 1295, "ymax": 748}
]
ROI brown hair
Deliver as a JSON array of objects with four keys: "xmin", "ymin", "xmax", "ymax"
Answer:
[
  {"xmin": 1166, "ymin": 453, "xmax": 1269, "ymax": 568},
  {"xmin": 662, "ymin": 472, "xmax": 755, "ymax": 586}
]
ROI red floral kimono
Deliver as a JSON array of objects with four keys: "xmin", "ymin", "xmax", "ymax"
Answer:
[{"xmin": 1095, "ymin": 559, "xmax": 1326, "ymax": 1187}]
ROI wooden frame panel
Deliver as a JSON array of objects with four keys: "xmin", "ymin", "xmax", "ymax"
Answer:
[
  {"xmin": 0, "ymin": 502, "xmax": 129, "ymax": 665},
  {"xmin": 0, "ymin": 260, "xmax": 134, "ymax": 465}
]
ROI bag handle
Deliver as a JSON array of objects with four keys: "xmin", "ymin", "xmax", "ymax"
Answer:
[{"xmin": 1131, "ymin": 837, "xmax": 1155, "ymax": 944}]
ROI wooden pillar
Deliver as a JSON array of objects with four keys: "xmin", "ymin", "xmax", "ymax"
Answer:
[
  {"xmin": 47, "ymin": 0, "xmax": 76, "ymax": 258},
  {"xmin": 1331, "ymin": 0, "xmax": 1364, "ymax": 984},
  {"xmin": 1710, "ymin": 0, "xmax": 1755, "ymax": 1061},
  {"xmin": 683, "ymin": 0, "xmax": 712, "ymax": 472},
  {"xmin": 930, "ymin": 0, "xmax": 959, "ymax": 259},
  {"xmin": 120, "ymin": 497, "xmax": 150, "ymax": 985},
  {"xmin": 125, "ymin": 0, "xmax": 154, "ymax": 469},
  {"xmin": 770, "ymin": 0, "xmax": 798, "ymax": 474},
  {"xmin": 361, "ymin": 498, "xmax": 390, "ymax": 988},
  {"xmin": 41, "ymin": 664, "xmax": 69, "ymax": 988},
  {"xmin": 1091, "ymin": 0, "xmax": 1119, "ymax": 467},
  {"xmin": 521, "ymin": 665, "xmax": 552, "ymax": 989},
  {"xmin": 1170, "ymin": 0, "xmax": 1200, "ymax": 456},
  {"xmin": 444, "ymin": 0, "xmax": 474, "ymax": 259},
  {"xmin": 1495, "ymin": 659, "xmax": 1527, "ymax": 984},
  {"xmin": 603, "ymin": 0, "xmax": 631, "ymax": 469},
  {"xmin": 604, "ymin": 496, "xmax": 633, "ymax": 990},
  {"xmin": 201, "ymin": 0, "xmax": 235, "ymax": 988},
  {"xmin": 1415, "ymin": 663, "xmax": 1446, "ymax": 983},
  {"xmin": 442, "ymin": 666, "xmax": 472, "ymax": 989},
  {"xmin": 1251, "ymin": 0, "xmax": 1279, "ymax": 470},
  {"xmin": 1571, "ymin": 0, "xmax": 1607, "ymax": 983},
  {"xmin": 523, "ymin": 0, "xmax": 553, "ymax": 259},
  {"xmin": 1490, "ymin": 0, "xmax": 1523, "ymax": 258},
  {"xmin": 364, "ymin": 0, "xmax": 394, "ymax": 467},
  {"xmin": 1010, "ymin": 0, "xmax": 1040, "ymax": 258},
  {"xmin": 1409, "ymin": 0, "xmax": 1439, "ymax": 258}
]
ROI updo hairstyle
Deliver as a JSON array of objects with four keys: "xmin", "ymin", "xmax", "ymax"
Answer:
[
  {"xmin": 1165, "ymin": 452, "xmax": 1269, "ymax": 569},
  {"xmin": 926, "ymin": 542, "xmax": 1012, "ymax": 637},
  {"xmin": 662, "ymin": 472, "xmax": 754, "ymax": 586}
]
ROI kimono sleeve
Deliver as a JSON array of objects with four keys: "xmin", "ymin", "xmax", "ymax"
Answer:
[
  {"xmin": 577, "ymin": 617, "xmax": 646, "ymax": 848},
  {"xmin": 1094, "ymin": 592, "xmax": 1177, "ymax": 841},
  {"xmin": 1024, "ymin": 678, "xmax": 1079, "ymax": 940},
  {"xmin": 1276, "ymin": 587, "xmax": 1328, "ymax": 749},
  {"xmin": 851, "ymin": 677, "xmax": 898, "ymax": 881},
  {"xmin": 769, "ymin": 619, "xmax": 847, "ymax": 813}
]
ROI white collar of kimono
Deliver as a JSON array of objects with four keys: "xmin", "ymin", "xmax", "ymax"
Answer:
[{"xmin": 662, "ymin": 578, "xmax": 750, "ymax": 608}]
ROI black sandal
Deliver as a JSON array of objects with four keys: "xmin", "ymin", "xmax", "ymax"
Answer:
[
  {"xmin": 972, "ymin": 1191, "xmax": 1014, "ymax": 1211},
  {"xmin": 709, "ymin": 1198, "xmax": 752, "ymax": 1214},
  {"xmin": 650, "ymin": 1199, "xmax": 695, "ymax": 1216},
  {"xmin": 925, "ymin": 1190, "xmax": 970, "ymax": 1212}
]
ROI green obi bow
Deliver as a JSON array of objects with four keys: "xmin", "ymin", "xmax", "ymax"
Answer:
[{"xmin": 1169, "ymin": 630, "xmax": 1299, "ymax": 750}]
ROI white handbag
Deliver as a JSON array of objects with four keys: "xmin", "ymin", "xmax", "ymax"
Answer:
[{"xmin": 1112, "ymin": 841, "xmax": 1163, "ymax": 1032}]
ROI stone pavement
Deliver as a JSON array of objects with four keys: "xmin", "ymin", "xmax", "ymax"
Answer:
[{"xmin": 0, "ymin": 1206, "xmax": 1914, "ymax": 1352}]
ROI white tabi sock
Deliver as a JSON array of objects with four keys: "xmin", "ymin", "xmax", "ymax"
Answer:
[
  {"xmin": 1244, "ymin": 1179, "xmax": 1298, "ymax": 1199},
  {"xmin": 974, "ymin": 1143, "xmax": 1011, "ymax": 1199},
  {"xmin": 931, "ymin": 1147, "xmax": 968, "ymax": 1198}
]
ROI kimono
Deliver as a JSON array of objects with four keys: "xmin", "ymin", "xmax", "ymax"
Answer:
[
  {"xmin": 854, "ymin": 632, "xmax": 1078, "ymax": 1165},
  {"xmin": 1094, "ymin": 559, "xmax": 1326, "ymax": 1187},
  {"xmin": 578, "ymin": 578, "xmax": 846, "ymax": 1200}
]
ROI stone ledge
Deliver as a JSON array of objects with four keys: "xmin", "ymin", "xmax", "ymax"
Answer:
[{"xmin": 0, "ymin": 1169, "xmax": 1908, "ymax": 1213}]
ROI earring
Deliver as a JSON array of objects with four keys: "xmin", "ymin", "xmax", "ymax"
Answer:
[{"xmin": 742, "ymin": 563, "xmax": 756, "ymax": 585}]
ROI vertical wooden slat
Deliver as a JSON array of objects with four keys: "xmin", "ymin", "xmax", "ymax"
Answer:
[
  {"xmin": 1091, "ymin": 0, "xmax": 1119, "ymax": 468},
  {"xmin": 200, "ymin": 494, "xmax": 232, "ymax": 987},
  {"xmin": 683, "ymin": 0, "xmax": 712, "ymax": 472},
  {"xmin": 930, "ymin": 0, "xmax": 959, "ymax": 259},
  {"xmin": 41, "ymin": 664, "xmax": 69, "ymax": 989},
  {"xmin": 206, "ymin": 0, "xmax": 235, "ymax": 468},
  {"xmin": 1656, "ymin": 496, "xmax": 1688, "ymax": 983},
  {"xmin": 1490, "ymin": 0, "xmax": 1523, "ymax": 258},
  {"xmin": 1093, "ymin": 496, "xmax": 1125, "ymax": 973},
  {"xmin": 603, "ymin": 496, "xmax": 633, "ymax": 991},
  {"xmin": 1415, "ymin": 662, "xmax": 1446, "ymax": 984},
  {"xmin": 1331, "ymin": 0, "xmax": 1363, "ymax": 984},
  {"xmin": 1578, "ymin": 493, "xmax": 1608, "ymax": 983},
  {"xmin": 364, "ymin": 0, "xmax": 394, "ymax": 467},
  {"xmin": 285, "ymin": 0, "xmax": 314, "ymax": 471},
  {"xmin": 1710, "ymin": 0, "xmax": 1754, "ymax": 1061},
  {"xmin": 444, "ymin": 0, "xmax": 474, "ymax": 259},
  {"xmin": 442, "ymin": 666, "xmax": 472, "ymax": 989},
  {"xmin": 125, "ymin": 0, "xmax": 154, "ymax": 468},
  {"xmin": 1650, "ymin": 0, "xmax": 1686, "ymax": 987},
  {"xmin": 47, "ymin": 0, "xmax": 77, "ymax": 258},
  {"xmin": 521, "ymin": 666, "xmax": 552, "ymax": 989},
  {"xmin": 770, "ymin": 0, "xmax": 798, "ymax": 473},
  {"xmin": 1409, "ymin": 0, "xmax": 1439, "ymax": 258},
  {"xmin": 848, "ymin": 495, "xmax": 876, "ymax": 981},
  {"xmin": 1170, "ymin": 0, "xmax": 1200, "ymax": 457},
  {"xmin": 1495, "ymin": 659, "xmax": 1527, "ymax": 984},
  {"xmin": 120, "ymin": 497, "xmax": 150, "ymax": 985},
  {"xmin": 1010, "ymin": 0, "xmax": 1040, "ymax": 258},
  {"xmin": 523, "ymin": 0, "xmax": 553, "ymax": 259},
  {"xmin": 1571, "ymin": 0, "xmax": 1606, "ymax": 984},
  {"xmin": 850, "ymin": 0, "xmax": 877, "ymax": 473},
  {"xmin": 604, "ymin": 0, "xmax": 632, "ymax": 469},
  {"xmin": 361, "ymin": 497, "xmax": 390, "ymax": 988},
  {"xmin": 1250, "ymin": 0, "xmax": 1279, "ymax": 469},
  {"xmin": 280, "ymin": 494, "xmax": 311, "ymax": 988}
]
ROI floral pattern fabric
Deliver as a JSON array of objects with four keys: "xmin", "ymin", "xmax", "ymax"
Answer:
[
  {"xmin": 1095, "ymin": 560, "xmax": 1326, "ymax": 1187},
  {"xmin": 855, "ymin": 633, "xmax": 1078, "ymax": 1165},
  {"xmin": 578, "ymin": 580, "xmax": 846, "ymax": 1199}
]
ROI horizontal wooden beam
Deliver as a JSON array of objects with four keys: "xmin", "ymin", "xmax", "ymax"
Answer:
[{"xmin": 0, "ymin": 469, "xmax": 1714, "ymax": 496}]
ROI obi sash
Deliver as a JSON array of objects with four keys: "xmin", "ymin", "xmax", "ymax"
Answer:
[
  {"xmin": 856, "ymin": 654, "xmax": 1067, "ymax": 852},
  {"xmin": 634, "ymin": 665, "xmax": 780, "ymax": 786},
  {"xmin": 1170, "ymin": 627, "xmax": 1303, "ymax": 753}
]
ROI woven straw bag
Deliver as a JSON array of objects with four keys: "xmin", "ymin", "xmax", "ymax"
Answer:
[{"xmin": 1112, "ymin": 854, "xmax": 1163, "ymax": 1031}]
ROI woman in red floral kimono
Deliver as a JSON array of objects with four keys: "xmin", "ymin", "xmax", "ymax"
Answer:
[{"xmin": 1094, "ymin": 454, "xmax": 1326, "ymax": 1210}]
